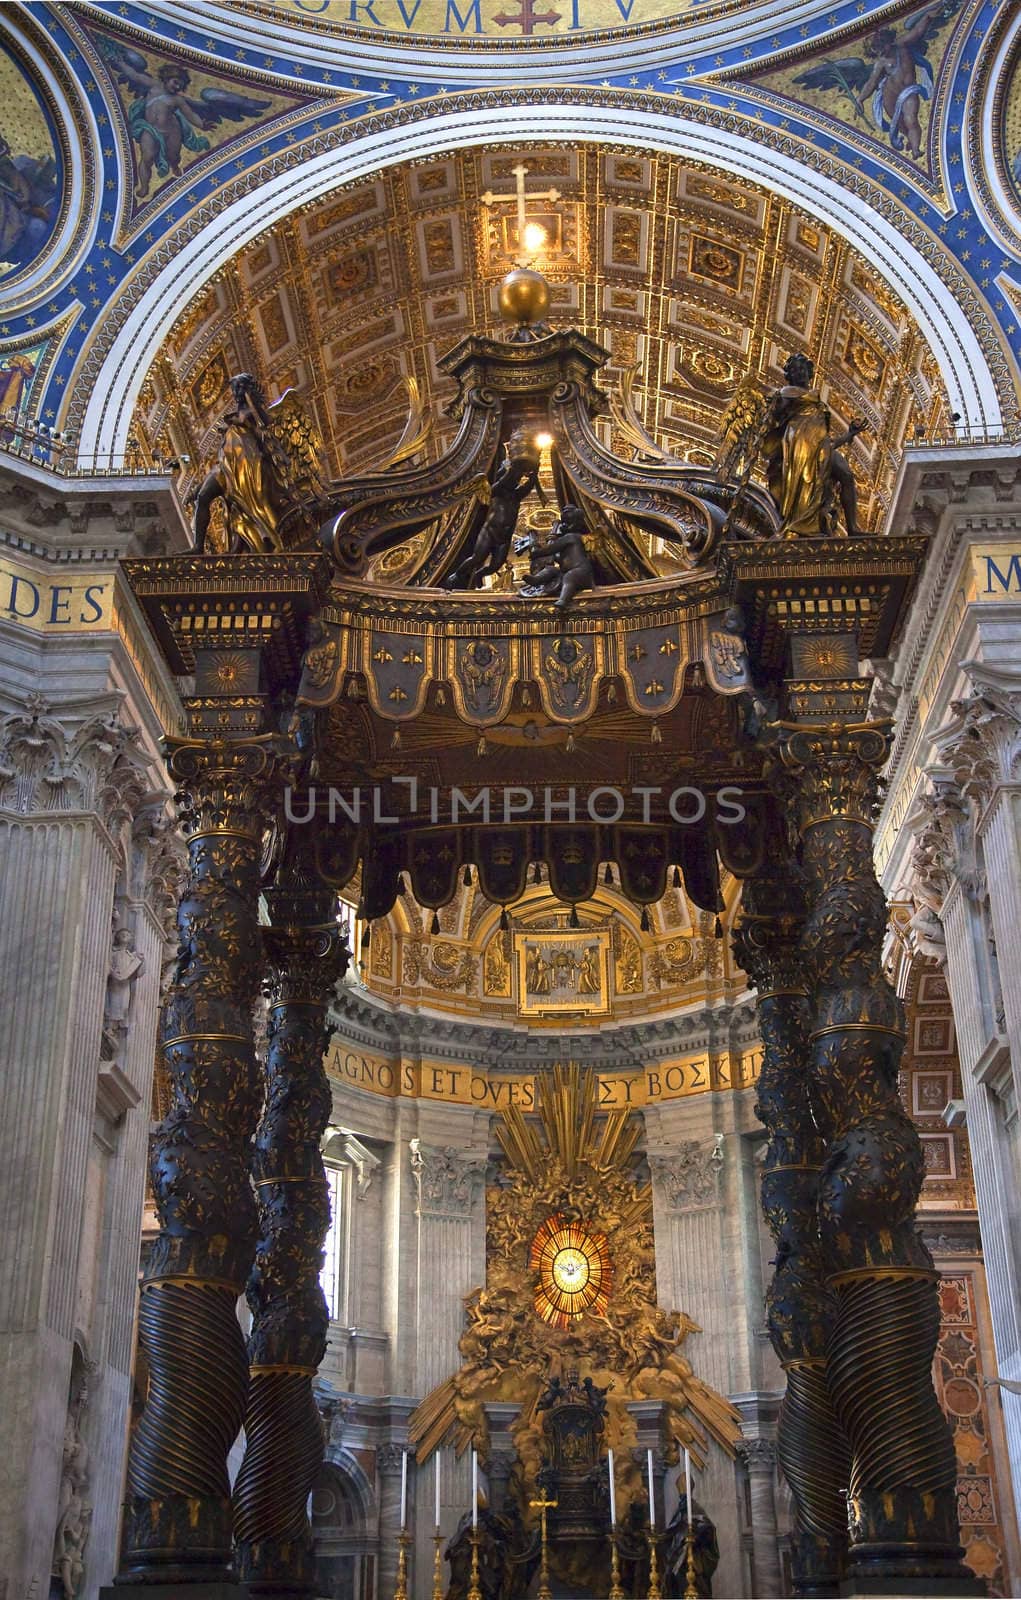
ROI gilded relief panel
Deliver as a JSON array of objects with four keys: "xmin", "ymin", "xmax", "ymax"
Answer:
[{"xmin": 515, "ymin": 932, "xmax": 611, "ymax": 1018}]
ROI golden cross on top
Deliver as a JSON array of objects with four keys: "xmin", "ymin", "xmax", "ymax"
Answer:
[{"xmin": 481, "ymin": 162, "xmax": 561, "ymax": 251}]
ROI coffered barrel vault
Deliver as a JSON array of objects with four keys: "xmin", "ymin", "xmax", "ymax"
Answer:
[{"xmin": 135, "ymin": 146, "xmax": 952, "ymax": 532}]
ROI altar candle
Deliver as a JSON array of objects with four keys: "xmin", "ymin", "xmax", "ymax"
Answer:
[
  {"xmin": 647, "ymin": 1448, "xmax": 656, "ymax": 1529},
  {"xmin": 400, "ymin": 1448, "xmax": 408, "ymax": 1530},
  {"xmin": 684, "ymin": 1446, "xmax": 693, "ymax": 1520},
  {"xmin": 472, "ymin": 1449, "xmax": 479, "ymax": 1529},
  {"xmin": 435, "ymin": 1450, "xmax": 442, "ymax": 1529},
  {"xmin": 607, "ymin": 1447, "xmax": 617, "ymax": 1525}
]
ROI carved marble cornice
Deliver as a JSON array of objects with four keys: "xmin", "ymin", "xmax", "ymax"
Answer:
[
  {"xmin": 329, "ymin": 985, "xmax": 758, "ymax": 1070},
  {"xmin": 0, "ymin": 691, "xmax": 155, "ymax": 833},
  {"xmin": 410, "ymin": 1140, "xmax": 486, "ymax": 1218}
]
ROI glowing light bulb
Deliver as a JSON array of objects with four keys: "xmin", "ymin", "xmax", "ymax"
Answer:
[
  {"xmin": 522, "ymin": 221, "xmax": 548, "ymax": 253},
  {"xmin": 534, "ymin": 431, "xmax": 554, "ymax": 450}
]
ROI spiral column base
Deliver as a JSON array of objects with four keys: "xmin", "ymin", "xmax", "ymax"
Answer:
[
  {"xmin": 777, "ymin": 1359, "xmax": 850, "ymax": 1597},
  {"xmin": 828, "ymin": 1270, "xmax": 981, "ymax": 1592},
  {"xmin": 232, "ymin": 1366, "xmax": 324, "ymax": 1592},
  {"xmin": 121, "ymin": 1281, "xmax": 249, "ymax": 1579}
]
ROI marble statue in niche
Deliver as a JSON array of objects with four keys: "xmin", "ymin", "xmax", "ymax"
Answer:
[
  {"xmin": 51, "ymin": 1349, "xmax": 93, "ymax": 1600},
  {"xmin": 101, "ymin": 925, "xmax": 144, "ymax": 1065}
]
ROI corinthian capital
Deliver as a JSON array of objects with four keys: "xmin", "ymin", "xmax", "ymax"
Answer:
[
  {"xmin": 936, "ymin": 662, "xmax": 1021, "ymax": 810},
  {"xmin": 909, "ymin": 776, "xmax": 970, "ymax": 909},
  {"xmin": 768, "ymin": 721, "xmax": 892, "ymax": 833},
  {"xmin": 0, "ymin": 692, "xmax": 153, "ymax": 832},
  {"xmin": 410, "ymin": 1140, "xmax": 486, "ymax": 1216},
  {"xmin": 648, "ymin": 1138, "xmax": 724, "ymax": 1211},
  {"xmin": 166, "ymin": 734, "xmax": 295, "ymax": 838}
]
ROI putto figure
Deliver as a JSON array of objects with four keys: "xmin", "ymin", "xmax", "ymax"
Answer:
[
  {"xmin": 190, "ymin": 373, "xmax": 327, "ymax": 553},
  {"xmin": 98, "ymin": 38, "xmax": 272, "ymax": 198},
  {"xmin": 444, "ymin": 428, "xmax": 545, "ymax": 589},
  {"xmin": 761, "ymin": 354, "xmax": 866, "ymax": 538},
  {"xmin": 792, "ymin": 0, "xmax": 957, "ymax": 160},
  {"xmin": 519, "ymin": 504, "xmax": 594, "ymax": 610}
]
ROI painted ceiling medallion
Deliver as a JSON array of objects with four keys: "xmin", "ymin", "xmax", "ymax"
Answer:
[{"xmin": 531, "ymin": 1214, "xmax": 611, "ymax": 1326}]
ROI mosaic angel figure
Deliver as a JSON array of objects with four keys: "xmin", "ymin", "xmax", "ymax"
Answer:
[
  {"xmin": 792, "ymin": 0, "xmax": 958, "ymax": 159},
  {"xmin": 0, "ymin": 133, "xmax": 58, "ymax": 275},
  {"xmin": 98, "ymin": 38, "xmax": 271, "ymax": 197}
]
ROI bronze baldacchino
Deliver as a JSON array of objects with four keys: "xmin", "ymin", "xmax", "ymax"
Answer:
[{"xmin": 761, "ymin": 353, "xmax": 867, "ymax": 537}]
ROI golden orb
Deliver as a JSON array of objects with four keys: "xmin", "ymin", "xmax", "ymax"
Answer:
[{"xmin": 498, "ymin": 267, "xmax": 550, "ymax": 327}]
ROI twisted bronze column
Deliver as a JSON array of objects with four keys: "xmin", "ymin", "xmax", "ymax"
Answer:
[
  {"xmin": 774, "ymin": 724, "xmax": 978, "ymax": 1593},
  {"xmin": 233, "ymin": 837, "xmax": 350, "ymax": 1595},
  {"xmin": 120, "ymin": 736, "xmax": 290, "ymax": 1582},
  {"xmin": 734, "ymin": 871, "xmax": 850, "ymax": 1599}
]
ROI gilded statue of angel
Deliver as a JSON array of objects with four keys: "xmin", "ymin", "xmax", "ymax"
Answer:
[
  {"xmin": 190, "ymin": 374, "xmax": 327, "ymax": 554},
  {"xmin": 761, "ymin": 353, "xmax": 866, "ymax": 537},
  {"xmin": 98, "ymin": 39, "xmax": 272, "ymax": 197},
  {"xmin": 792, "ymin": 0, "xmax": 958, "ymax": 159}
]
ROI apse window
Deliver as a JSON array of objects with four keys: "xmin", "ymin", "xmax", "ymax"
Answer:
[{"xmin": 320, "ymin": 1164, "xmax": 347, "ymax": 1321}]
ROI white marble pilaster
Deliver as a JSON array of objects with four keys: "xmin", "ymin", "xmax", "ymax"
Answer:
[
  {"xmin": 0, "ymin": 696, "xmax": 155, "ymax": 1600},
  {"xmin": 83, "ymin": 813, "xmax": 181, "ymax": 1600},
  {"xmin": 409, "ymin": 1139, "xmax": 486, "ymax": 1589},
  {"xmin": 737, "ymin": 1438, "xmax": 782, "ymax": 1599}
]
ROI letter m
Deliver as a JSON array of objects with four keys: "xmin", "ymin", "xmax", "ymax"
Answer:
[
  {"xmin": 984, "ymin": 554, "xmax": 1021, "ymax": 594},
  {"xmin": 445, "ymin": 0, "xmax": 481, "ymax": 29}
]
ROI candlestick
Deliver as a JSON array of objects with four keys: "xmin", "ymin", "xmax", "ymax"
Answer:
[
  {"xmin": 472, "ymin": 1448, "xmax": 478, "ymax": 1530},
  {"xmin": 400, "ymin": 1448, "xmax": 408, "ymax": 1531},
  {"xmin": 647, "ymin": 1527, "xmax": 662, "ymax": 1600},
  {"xmin": 646, "ymin": 1446, "xmax": 655, "ymax": 1529},
  {"xmin": 432, "ymin": 1530, "xmax": 445, "ymax": 1600},
  {"xmin": 393, "ymin": 1529, "xmax": 410, "ymax": 1600},
  {"xmin": 607, "ymin": 1446, "xmax": 617, "ymax": 1525},
  {"xmin": 684, "ymin": 1445, "xmax": 692, "ymax": 1518},
  {"xmin": 435, "ymin": 1449, "xmax": 441, "ymax": 1530},
  {"xmin": 466, "ymin": 1528, "xmax": 482, "ymax": 1600},
  {"xmin": 608, "ymin": 1529, "xmax": 626, "ymax": 1600},
  {"xmin": 683, "ymin": 1524, "xmax": 698, "ymax": 1600}
]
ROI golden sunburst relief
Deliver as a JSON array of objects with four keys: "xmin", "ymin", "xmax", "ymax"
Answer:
[{"xmin": 531, "ymin": 1214, "xmax": 611, "ymax": 1327}]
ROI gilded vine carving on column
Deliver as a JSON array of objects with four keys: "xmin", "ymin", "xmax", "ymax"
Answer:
[
  {"xmin": 234, "ymin": 834, "xmax": 351, "ymax": 1595},
  {"xmin": 772, "ymin": 724, "xmax": 976, "ymax": 1591},
  {"xmin": 121, "ymin": 734, "xmax": 292, "ymax": 1582}
]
